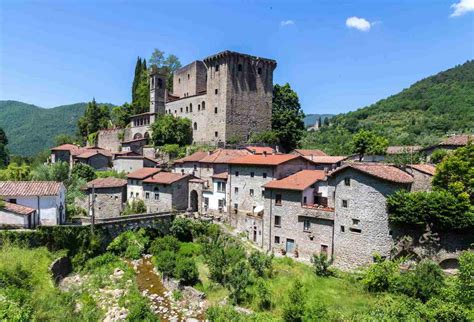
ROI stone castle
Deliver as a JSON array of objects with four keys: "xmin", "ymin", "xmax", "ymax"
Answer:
[{"xmin": 97, "ymin": 50, "xmax": 276, "ymax": 153}]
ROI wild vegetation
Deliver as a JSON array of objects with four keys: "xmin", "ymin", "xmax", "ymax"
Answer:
[{"xmin": 301, "ymin": 60, "xmax": 474, "ymax": 154}]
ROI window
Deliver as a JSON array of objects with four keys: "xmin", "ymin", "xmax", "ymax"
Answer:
[
  {"xmin": 238, "ymin": 64, "xmax": 242, "ymax": 71},
  {"xmin": 250, "ymin": 189, "xmax": 254, "ymax": 196},
  {"xmin": 263, "ymin": 172, "xmax": 267, "ymax": 178},
  {"xmin": 215, "ymin": 131, "xmax": 218, "ymax": 138},
  {"xmin": 258, "ymin": 67, "xmax": 262, "ymax": 74},
  {"xmin": 234, "ymin": 187, "xmax": 239, "ymax": 194},
  {"xmin": 321, "ymin": 245, "xmax": 328, "ymax": 255},
  {"xmin": 217, "ymin": 182, "xmax": 226, "ymax": 192},
  {"xmin": 190, "ymin": 103, "xmax": 192, "ymax": 112},
  {"xmin": 193, "ymin": 122, "xmax": 197, "ymax": 130},
  {"xmin": 274, "ymin": 236, "xmax": 280, "ymax": 244},
  {"xmin": 186, "ymin": 106, "xmax": 188, "ymax": 112},
  {"xmin": 204, "ymin": 197, "xmax": 209, "ymax": 208},
  {"xmin": 215, "ymin": 65, "xmax": 219, "ymax": 72},
  {"xmin": 194, "ymin": 164, "xmax": 197, "ymax": 171},
  {"xmin": 187, "ymin": 73, "xmax": 190, "ymax": 79},
  {"xmin": 303, "ymin": 196, "xmax": 307, "ymax": 205},
  {"xmin": 180, "ymin": 107, "xmax": 183, "ymax": 112},
  {"xmin": 349, "ymin": 227, "xmax": 362, "ymax": 233},
  {"xmin": 145, "ymin": 192, "xmax": 150, "ymax": 199},
  {"xmin": 352, "ymin": 218, "xmax": 360, "ymax": 226},
  {"xmin": 342, "ymin": 200, "xmax": 348, "ymax": 208},
  {"xmin": 154, "ymin": 193, "xmax": 159, "ymax": 200},
  {"xmin": 214, "ymin": 107, "xmax": 218, "ymax": 114},
  {"xmin": 178, "ymin": 78, "xmax": 181, "ymax": 84},
  {"xmin": 181, "ymin": 169, "xmax": 185, "ymax": 174},
  {"xmin": 303, "ymin": 218, "xmax": 311, "ymax": 231},
  {"xmin": 198, "ymin": 104, "xmax": 201, "ymax": 111},
  {"xmin": 135, "ymin": 192, "xmax": 139, "ymax": 198},
  {"xmin": 344, "ymin": 177, "xmax": 351, "ymax": 186},
  {"xmin": 158, "ymin": 78, "xmax": 163, "ymax": 89},
  {"xmin": 340, "ymin": 225, "xmax": 345, "ymax": 232},
  {"xmin": 234, "ymin": 203, "xmax": 238, "ymax": 210},
  {"xmin": 275, "ymin": 194, "xmax": 282, "ymax": 206},
  {"xmin": 218, "ymin": 199, "xmax": 225, "ymax": 208},
  {"xmin": 130, "ymin": 192, "xmax": 133, "ymax": 197},
  {"xmin": 261, "ymin": 190, "xmax": 265, "ymax": 197},
  {"xmin": 250, "ymin": 172, "xmax": 254, "ymax": 178},
  {"xmin": 235, "ymin": 171, "xmax": 239, "ymax": 177},
  {"xmin": 274, "ymin": 215, "xmax": 281, "ymax": 227},
  {"xmin": 215, "ymin": 89, "xmax": 218, "ymax": 95},
  {"xmin": 202, "ymin": 101, "xmax": 205, "ymax": 110}
]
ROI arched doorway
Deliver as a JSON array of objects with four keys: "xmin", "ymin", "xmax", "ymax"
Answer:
[
  {"xmin": 190, "ymin": 190, "xmax": 198, "ymax": 212},
  {"xmin": 133, "ymin": 133, "xmax": 143, "ymax": 140}
]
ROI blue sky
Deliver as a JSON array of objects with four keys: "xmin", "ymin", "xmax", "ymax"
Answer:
[{"xmin": 0, "ymin": 0, "xmax": 473, "ymax": 115}]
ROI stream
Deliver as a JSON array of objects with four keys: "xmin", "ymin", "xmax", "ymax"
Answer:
[{"xmin": 133, "ymin": 256, "xmax": 205, "ymax": 322}]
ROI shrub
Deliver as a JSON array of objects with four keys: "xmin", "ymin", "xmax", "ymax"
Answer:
[
  {"xmin": 457, "ymin": 251, "xmax": 474, "ymax": 307},
  {"xmin": 282, "ymin": 280, "xmax": 306, "ymax": 322},
  {"xmin": 425, "ymin": 298, "xmax": 470, "ymax": 321},
  {"xmin": 255, "ymin": 278, "xmax": 272, "ymax": 311},
  {"xmin": 82, "ymin": 253, "xmax": 120, "ymax": 273},
  {"xmin": 122, "ymin": 199, "xmax": 147, "ymax": 216},
  {"xmin": 170, "ymin": 217, "xmax": 194, "ymax": 242},
  {"xmin": 362, "ymin": 258, "xmax": 399, "ymax": 293},
  {"xmin": 351, "ymin": 295, "xmax": 425, "ymax": 321},
  {"xmin": 303, "ymin": 301, "xmax": 329, "ymax": 321},
  {"xmin": 71, "ymin": 163, "xmax": 97, "ymax": 182},
  {"xmin": 312, "ymin": 253, "xmax": 333, "ymax": 277},
  {"xmin": 206, "ymin": 306, "xmax": 248, "ymax": 321},
  {"xmin": 178, "ymin": 242, "xmax": 202, "ymax": 257},
  {"xmin": 154, "ymin": 250, "xmax": 176, "ymax": 278},
  {"xmin": 174, "ymin": 257, "xmax": 199, "ymax": 286},
  {"xmin": 228, "ymin": 261, "xmax": 252, "ymax": 304},
  {"xmin": 106, "ymin": 229, "xmax": 149, "ymax": 260},
  {"xmin": 248, "ymin": 251, "xmax": 273, "ymax": 277},
  {"xmin": 430, "ymin": 149, "xmax": 448, "ymax": 164},
  {"xmin": 149, "ymin": 236, "xmax": 180, "ymax": 255}
]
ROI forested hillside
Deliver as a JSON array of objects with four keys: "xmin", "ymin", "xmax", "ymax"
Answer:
[
  {"xmin": 0, "ymin": 101, "xmax": 105, "ymax": 156},
  {"xmin": 301, "ymin": 60, "xmax": 474, "ymax": 155},
  {"xmin": 304, "ymin": 114, "xmax": 334, "ymax": 127}
]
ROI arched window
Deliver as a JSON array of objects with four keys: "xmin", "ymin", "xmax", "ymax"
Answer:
[
  {"xmin": 238, "ymin": 64, "xmax": 242, "ymax": 71},
  {"xmin": 193, "ymin": 122, "xmax": 197, "ymax": 130},
  {"xmin": 214, "ymin": 107, "xmax": 218, "ymax": 114},
  {"xmin": 190, "ymin": 103, "xmax": 192, "ymax": 112},
  {"xmin": 198, "ymin": 104, "xmax": 201, "ymax": 111},
  {"xmin": 151, "ymin": 78, "xmax": 154, "ymax": 87},
  {"xmin": 186, "ymin": 106, "xmax": 188, "ymax": 113},
  {"xmin": 202, "ymin": 101, "xmax": 205, "ymax": 110},
  {"xmin": 258, "ymin": 67, "xmax": 262, "ymax": 75},
  {"xmin": 158, "ymin": 78, "xmax": 163, "ymax": 89}
]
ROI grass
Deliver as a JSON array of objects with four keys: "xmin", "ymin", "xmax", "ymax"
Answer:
[{"xmin": 194, "ymin": 255, "xmax": 229, "ymax": 305}]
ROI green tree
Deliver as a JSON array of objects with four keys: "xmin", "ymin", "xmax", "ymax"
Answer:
[
  {"xmin": 249, "ymin": 130, "xmax": 279, "ymax": 146},
  {"xmin": 0, "ymin": 162, "xmax": 30, "ymax": 181},
  {"xmin": 122, "ymin": 199, "xmax": 147, "ymax": 215},
  {"xmin": 248, "ymin": 251, "xmax": 272, "ymax": 277},
  {"xmin": 0, "ymin": 127, "xmax": 8, "ymax": 145},
  {"xmin": 54, "ymin": 134, "xmax": 76, "ymax": 146},
  {"xmin": 174, "ymin": 257, "xmax": 199, "ymax": 286},
  {"xmin": 110, "ymin": 103, "xmax": 134, "ymax": 128},
  {"xmin": 351, "ymin": 129, "xmax": 388, "ymax": 161},
  {"xmin": 154, "ymin": 250, "xmax": 177, "ymax": 278},
  {"xmin": 0, "ymin": 127, "xmax": 9, "ymax": 168},
  {"xmin": 150, "ymin": 114, "xmax": 192, "ymax": 147},
  {"xmin": 312, "ymin": 253, "xmax": 333, "ymax": 277},
  {"xmin": 132, "ymin": 57, "xmax": 143, "ymax": 105},
  {"xmin": 323, "ymin": 117, "xmax": 330, "ymax": 126},
  {"xmin": 429, "ymin": 149, "xmax": 449, "ymax": 164},
  {"xmin": 227, "ymin": 261, "xmax": 251, "ymax": 304},
  {"xmin": 71, "ymin": 163, "xmax": 97, "ymax": 182},
  {"xmin": 317, "ymin": 116, "xmax": 322, "ymax": 128},
  {"xmin": 457, "ymin": 251, "xmax": 474, "ymax": 307},
  {"xmin": 272, "ymin": 83, "xmax": 305, "ymax": 152},
  {"xmin": 30, "ymin": 162, "xmax": 69, "ymax": 182},
  {"xmin": 77, "ymin": 99, "xmax": 110, "ymax": 139},
  {"xmin": 282, "ymin": 280, "xmax": 306, "ymax": 322},
  {"xmin": 256, "ymin": 278, "xmax": 272, "ymax": 310},
  {"xmin": 149, "ymin": 49, "xmax": 182, "ymax": 92}
]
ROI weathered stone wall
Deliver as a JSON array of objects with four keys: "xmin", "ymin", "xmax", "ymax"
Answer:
[
  {"xmin": 172, "ymin": 61, "xmax": 207, "ymax": 98},
  {"xmin": 94, "ymin": 187, "xmax": 126, "ymax": 218},
  {"xmin": 408, "ymin": 168, "xmax": 433, "ymax": 192},
  {"xmin": 97, "ymin": 129, "xmax": 129, "ymax": 153},
  {"xmin": 143, "ymin": 179, "xmax": 189, "ymax": 212},
  {"xmin": 143, "ymin": 147, "xmax": 156, "ymax": 159},
  {"xmin": 263, "ymin": 189, "xmax": 334, "ymax": 261},
  {"xmin": 49, "ymin": 257, "xmax": 72, "ymax": 284},
  {"xmin": 76, "ymin": 154, "xmax": 111, "ymax": 170},
  {"xmin": 52, "ymin": 150, "xmax": 71, "ymax": 164},
  {"xmin": 330, "ymin": 168, "xmax": 411, "ymax": 270}
]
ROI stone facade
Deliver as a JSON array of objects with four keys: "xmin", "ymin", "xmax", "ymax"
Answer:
[
  {"xmin": 76, "ymin": 153, "xmax": 111, "ymax": 170},
  {"xmin": 97, "ymin": 129, "xmax": 130, "ymax": 153},
  {"xmin": 113, "ymin": 156, "xmax": 158, "ymax": 174},
  {"xmin": 406, "ymin": 167, "xmax": 433, "ymax": 192},
  {"xmin": 78, "ymin": 186, "xmax": 127, "ymax": 218},
  {"xmin": 328, "ymin": 168, "xmax": 411, "ymax": 270},
  {"xmin": 143, "ymin": 177, "xmax": 190, "ymax": 212}
]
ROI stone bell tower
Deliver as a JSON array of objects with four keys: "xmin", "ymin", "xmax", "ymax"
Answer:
[{"xmin": 149, "ymin": 67, "xmax": 167, "ymax": 115}]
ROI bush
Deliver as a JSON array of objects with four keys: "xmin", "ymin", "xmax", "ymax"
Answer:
[
  {"xmin": 149, "ymin": 236, "xmax": 180, "ymax": 255},
  {"xmin": 122, "ymin": 199, "xmax": 147, "ymax": 216},
  {"xmin": 106, "ymin": 229, "xmax": 149, "ymax": 260},
  {"xmin": 248, "ymin": 251, "xmax": 273, "ymax": 277},
  {"xmin": 174, "ymin": 257, "xmax": 199, "ymax": 286},
  {"xmin": 457, "ymin": 251, "xmax": 474, "ymax": 307},
  {"xmin": 312, "ymin": 253, "xmax": 333, "ymax": 277},
  {"xmin": 154, "ymin": 250, "xmax": 176, "ymax": 278},
  {"xmin": 351, "ymin": 295, "xmax": 425, "ymax": 321},
  {"xmin": 228, "ymin": 261, "xmax": 252, "ymax": 304},
  {"xmin": 362, "ymin": 258, "xmax": 399, "ymax": 293},
  {"xmin": 206, "ymin": 306, "xmax": 248, "ymax": 321},
  {"xmin": 71, "ymin": 163, "xmax": 97, "ymax": 182},
  {"xmin": 170, "ymin": 217, "xmax": 194, "ymax": 242},
  {"xmin": 178, "ymin": 242, "xmax": 202, "ymax": 257},
  {"xmin": 282, "ymin": 280, "xmax": 306, "ymax": 322},
  {"xmin": 425, "ymin": 298, "xmax": 470, "ymax": 321},
  {"xmin": 430, "ymin": 149, "xmax": 448, "ymax": 164},
  {"xmin": 255, "ymin": 278, "xmax": 272, "ymax": 311}
]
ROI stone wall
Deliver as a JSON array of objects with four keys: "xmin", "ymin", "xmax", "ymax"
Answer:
[
  {"xmin": 172, "ymin": 61, "xmax": 207, "ymax": 98},
  {"xmin": 77, "ymin": 154, "xmax": 111, "ymax": 170},
  {"xmin": 143, "ymin": 179, "xmax": 190, "ymax": 212},
  {"xmin": 329, "ymin": 168, "xmax": 411, "ymax": 270},
  {"xmin": 97, "ymin": 129, "xmax": 130, "ymax": 153},
  {"xmin": 408, "ymin": 168, "xmax": 433, "ymax": 192}
]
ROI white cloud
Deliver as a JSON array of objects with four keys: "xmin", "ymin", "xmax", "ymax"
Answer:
[
  {"xmin": 280, "ymin": 20, "xmax": 295, "ymax": 27},
  {"xmin": 450, "ymin": 0, "xmax": 474, "ymax": 17},
  {"xmin": 345, "ymin": 16, "xmax": 372, "ymax": 32}
]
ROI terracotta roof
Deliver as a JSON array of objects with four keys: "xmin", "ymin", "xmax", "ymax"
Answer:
[
  {"xmin": 386, "ymin": 146, "xmax": 422, "ymax": 154},
  {"xmin": 407, "ymin": 164, "xmax": 436, "ymax": 176},
  {"xmin": 114, "ymin": 155, "xmax": 159, "ymax": 164},
  {"xmin": 1, "ymin": 201, "xmax": 36, "ymax": 216},
  {"xmin": 330, "ymin": 163, "xmax": 414, "ymax": 184},
  {"xmin": 304, "ymin": 156, "xmax": 347, "ymax": 164},
  {"xmin": 50, "ymin": 144, "xmax": 81, "ymax": 152},
  {"xmin": 113, "ymin": 151, "xmax": 140, "ymax": 157},
  {"xmin": 0, "ymin": 181, "xmax": 63, "ymax": 196},
  {"xmin": 245, "ymin": 146, "xmax": 275, "ymax": 155},
  {"xmin": 75, "ymin": 150, "xmax": 108, "ymax": 159},
  {"xmin": 440, "ymin": 135, "xmax": 472, "ymax": 146},
  {"xmin": 293, "ymin": 149, "xmax": 327, "ymax": 157},
  {"xmin": 212, "ymin": 172, "xmax": 228, "ymax": 180},
  {"xmin": 174, "ymin": 151, "xmax": 209, "ymax": 163},
  {"xmin": 86, "ymin": 177, "xmax": 127, "ymax": 189},
  {"xmin": 199, "ymin": 149, "xmax": 251, "ymax": 163},
  {"xmin": 143, "ymin": 172, "xmax": 190, "ymax": 185},
  {"xmin": 127, "ymin": 168, "xmax": 161, "ymax": 180},
  {"xmin": 227, "ymin": 154, "xmax": 300, "ymax": 166},
  {"xmin": 263, "ymin": 170, "xmax": 326, "ymax": 191}
]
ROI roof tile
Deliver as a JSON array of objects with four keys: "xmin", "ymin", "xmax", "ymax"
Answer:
[
  {"xmin": 263, "ymin": 170, "xmax": 326, "ymax": 191},
  {"xmin": 330, "ymin": 163, "xmax": 414, "ymax": 184},
  {"xmin": 127, "ymin": 168, "xmax": 161, "ymax": 180},
  {"xmin": 1, "ymin": 201, "xmax": 36, "ymax": 216},
  {"xmin": 143, "ymin": 172, "xmax": 190, "ymax": 185},
  {"xmin": 0, "ymin": 181, "xmax": 63, "ymax": 196}
]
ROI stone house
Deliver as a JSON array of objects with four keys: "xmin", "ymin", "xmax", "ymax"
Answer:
[
  {"xmin": 113, "ymin": 155, "xmax": 159, "ymax": 174},
  {"xmin": 78, "ymin": 177, "xmax": 127, "ymax": 218},
  {"xmin": 50, "ymin": 144, "xmax": 113, "ymax": 170},
  {"xmin": 173, "ymin": 151, "xmax": 209, "ymax": 176},
  {"xmin": 226, "ymin": 154, "xmax": 318, "ymax": 240},
  {"xmin": 327, "ymin": 163, "xmax": 414, "ymax": 270},
  {"xmin": 262, "ymin": 170, "xmax": 334, "ymax": 259},
  {"xmin": 404, "ymin": 164, "xmax": 436, "ymax": 192},
  {"xmin": 142, "ymin": 172, "xmax": 192, "ymax": 212},
  {"xmin": 0, "ymin": 181, "xmax": 66, "ymax": 226},
  {"xmin": 127, "ymin": 168, "xmax": 161, "ymax": 200},
  {"xmin": 245, "ymin": 146, "xmax": 276, "ymax": 155},
  {"xmin": 421, "ymin": 134, "xmax": 472, "ymax": 158},
  {"xmin": 302, "ymin": 155, "xmax": 348, "ymax": 171},
  {"xmin": 202, "ymin": 172, "xmax": 228, "ymax": 216},
  {"xmin": 0, "ymin": 201, "xmax": 38, "ymax": 229},
  {"xmin": 197, "ymin": 149, "xmax": 251, "ymax": 186}
]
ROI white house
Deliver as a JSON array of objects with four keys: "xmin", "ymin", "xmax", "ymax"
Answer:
[
  {"xmin": 0, "ymin": 181, "xmax": 66, "ymax": 226},
  {"xmin": 202, "ymin": 172, "xmax": 228, "ymax": 215},
  {"xmin": 0, "ymin": 201, "xmax": 38, "ymax": 228},
  {"xmin": 126, "ymin": 168, "xmax": 161, "ymax": 201}
]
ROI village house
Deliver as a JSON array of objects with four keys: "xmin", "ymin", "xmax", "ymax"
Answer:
[
  {"xmin": 245, "ymin": 146, "xmax": 276, "ymax": 155},
  {"xmin": 302, "ymin": 155, "xmax": 348, "ymax": 171},
  {"xmin": 421, "ymin": 134, "xmax": 472, "ymax": 158},
  {"xmin": 0, "ymin": 181, "xmax": 66, "ymax": 226},
  {"xmin": 50, "ymin": 144, "xmax": 113, "ymax": 170},
  {"xmin": 112, "ymin": 155, "xmax": 159, "ymax": 174},
  {"xmin": 327, "ymin": 163, "xmax": 415, "ymax": 270},
  {"xmin": 127, "ymin": 168, "xmax": 161, "ymax": 201},
  {"xmin": 291, "ymin": 149, "xmax": 327, "ymax": 157},
  {"xmin": 202, "ymin": 172, "xmax": 228, "ymax": 216},
  {"xmin": 77, "ymin": 177, "xmax": 127, "ymax": 218},
  {"xmin": 404, "ymin": 164, "xmax": 436, "ymax": 192},
  {"xmin": 173, "ymin": 151, "xmax": 209, "ymax": 176},
  {"xmin": 262, "ymin": 170, "xmax": 334, "ymax": 259},
  {"xmin": 142, "ymin": 172, "xmax": 192, "ymax": 212},
  {"xmin": 0, "ymin": 201, "xmax": 38, "ymax": 229}
]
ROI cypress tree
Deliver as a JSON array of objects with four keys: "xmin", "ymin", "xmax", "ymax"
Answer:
[{"xmin": 132, "ymin": 57, "xmax": 142, "ymax": 105}]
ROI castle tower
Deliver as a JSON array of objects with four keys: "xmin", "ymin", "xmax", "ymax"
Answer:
[{"xmin": 149, "ymin": 67, "xmax": 167, "ymax": 115}]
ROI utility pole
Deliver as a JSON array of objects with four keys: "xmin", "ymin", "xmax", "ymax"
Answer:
[{"xmin": 91, "ymin": 185, "xmax": 95, "ymax": 234}]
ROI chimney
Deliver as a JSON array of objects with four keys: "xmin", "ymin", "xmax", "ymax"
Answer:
[
  {"xmin": 263, "ymin": 151, "xmax": 267, "ymax": 157},
  {"xmin": 275, "ymin": 146, "xmax": 279, "ymax": 153}
]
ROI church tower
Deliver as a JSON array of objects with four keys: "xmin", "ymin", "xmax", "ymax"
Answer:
[{"xmin": 149, "ymin": 67, "xmax": 166, "ymax": 115}]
